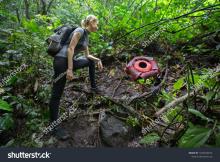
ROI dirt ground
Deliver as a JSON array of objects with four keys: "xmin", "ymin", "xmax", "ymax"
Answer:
[{"xmin": 43, "ymin": 62, "xmax": 148, "ymax": 148}]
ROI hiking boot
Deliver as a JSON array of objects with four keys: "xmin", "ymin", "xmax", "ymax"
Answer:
[
  {"xmin": 90, "ymin": 87, "xmax": 103, "ymax": 94},
  {"xmin": 53, "ymin": 126, "xmax": 70, "ymax": 140}
]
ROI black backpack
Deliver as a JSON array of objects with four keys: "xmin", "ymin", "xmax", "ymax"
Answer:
[{"xmin": 46, "ymin": 25, "xmax": 78, "ymax": 57}]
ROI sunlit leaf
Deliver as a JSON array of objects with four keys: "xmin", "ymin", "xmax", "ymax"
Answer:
[
  {"xmin": 0, "ymin": 99, "xmax": 12, "ymax": 112},
  {"xmin": 140, "ymin": 133, "xmax": 160, "ymax": 145},
  {"xmin": 189, "ymin": 108, "xmax": 213, "ymax": 122},
  {"xmin": 173, "ymin": 77, "xmax": 184, "ymax": 90}
]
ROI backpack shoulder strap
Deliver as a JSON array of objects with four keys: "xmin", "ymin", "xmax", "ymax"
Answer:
[{"xmin": 78, "ymin": 27, "xmax": 85, "ymax": 36}]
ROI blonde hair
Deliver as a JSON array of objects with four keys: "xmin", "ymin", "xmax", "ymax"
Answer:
[{"xmin": 81, "ymin": 15, "xmax": 98, "ymax": 28}]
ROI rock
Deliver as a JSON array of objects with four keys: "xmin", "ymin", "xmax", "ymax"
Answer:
[
  {"xmin": 5, "ymin": 50, "xmax": 23, "ymax": 60},
  {"xmin": 0, "ymin": 61, "xmax": 10, "ymax": 66},
  {"xmin": 100, "ymin": 113, "xmax": 131, "ymax": 147}
]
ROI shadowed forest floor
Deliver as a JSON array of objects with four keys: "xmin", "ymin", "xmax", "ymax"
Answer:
[{"xmin": 41, "ymin": 51, "xmax": 219, "ymax": 148}]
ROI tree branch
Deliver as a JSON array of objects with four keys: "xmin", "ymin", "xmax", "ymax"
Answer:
[{"xmin": 114, "ymin": 4, "xmax": 220, "ymax": 43}]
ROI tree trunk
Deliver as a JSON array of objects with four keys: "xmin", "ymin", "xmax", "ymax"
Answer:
[
  {"xmin": 41, "ymin": 0, "xmax": 47, "ymax": 15},
  {"xmin": 36, "ymin": 0, "xmax": 41, "ymax": 14},
  {"xmin": 24, "ymin": 0, "xmax": 30, "ymax": 19},
  {"xmin": 15, "ymin": 8, "xmax": 20, "ymax": 23},
  {"xmin": 47, "ymin": 0, "xmax": 55, "ymax": 14}
]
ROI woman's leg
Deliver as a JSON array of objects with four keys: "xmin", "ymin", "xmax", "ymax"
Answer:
[
  {"xmin": 49, "ymin": 57, "xmax": 68, "ymax": 122},
  {"xmin": 49, "ymin": 56, "xmax": 96, "ymax": 123},
  {"xmin": 73, "ymin": 56, "xmax": 97, "ymax": 88}
]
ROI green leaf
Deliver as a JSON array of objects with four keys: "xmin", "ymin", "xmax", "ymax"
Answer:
[
  {"xmin": 188, "ymin": 108, "xmax": 213, "ymax": 122},
  {"xmin": 22, "ymin": 19, "xmax": 39, "ymax": 33},
  {"xmin": 0, "ymin": 99, "xmax": 12, "ymax": 112},
  {"xmin": 137, "ymin": 78, "xmax": 145, "ymax": 84},
  {"xmin": 6, "ymin": 76, "xmax": 18, "ymax": 86},
  {"xmin": 126, "ymin": 116, "xmax": 139, "ymax": 127},
  {"xmin": 166, "ymin": 107, "xmax": 183, "ymax": 122},
  {"xmin": 179, "ymin": 125, "xmax": 212, "ymax": 148},
  {"xmin": 139, "ymin": 133, "xmax": 160, "ymax": 145},
  {"xmin": 204, "ymin": 91, "xmax": 215, "ymax": 103},
  {"xmin": 0, "ymin": 113, "xmax": 14, "ymax": 130},
  {"xmin": 173, "ymin": 77, "xmax": 184, "ymax": 90},
  {"xmin": 216, "ymin": 133, "xmax": 220, "ymax": 146}
]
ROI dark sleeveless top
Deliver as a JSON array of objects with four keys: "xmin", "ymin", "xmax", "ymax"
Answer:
[{"xmin": 55, "ymin": 27, "xmax": 89, "ymax": 59}]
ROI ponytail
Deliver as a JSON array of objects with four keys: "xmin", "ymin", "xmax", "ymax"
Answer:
[
  {"xmin": 81, "ymin": 19, "xmax": 86, "ymax": 28},
  {"xmin": 81, "ymin": 15, "xmax": 98, "ymax": 28}
]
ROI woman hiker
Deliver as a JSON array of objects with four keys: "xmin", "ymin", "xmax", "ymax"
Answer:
[{"xmin": 49, "ymin": 15, "xmax": 103, "ymax": 140}]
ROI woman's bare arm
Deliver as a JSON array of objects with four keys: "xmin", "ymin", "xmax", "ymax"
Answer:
[
  {"xmin": 67, "ymin": 32, "xmax": 81, "ymax": 70},
  {"xmin": 84, "ymin": 46, "xmax": 100, "ymax": 62},
  {"xmin": 85, "ymin": 46, "xmax": 103, "ymax": 71},
  {"xmin": 66, "ymin": 32, "xmax": 81, "ymax": 80}
]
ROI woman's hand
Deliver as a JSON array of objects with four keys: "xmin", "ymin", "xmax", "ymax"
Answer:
[
  {"xmin": 66, "ymin": 69, "xmax": 74, "ymax": 80},
  {"xmin": 97, "ymin": 59, "xmax": 103, "ymax": 71}
]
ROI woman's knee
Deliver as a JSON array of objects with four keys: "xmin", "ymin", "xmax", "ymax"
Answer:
[{"xmin": 88, "ymin": 58, "xmax": 95, "ymax": 66}]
